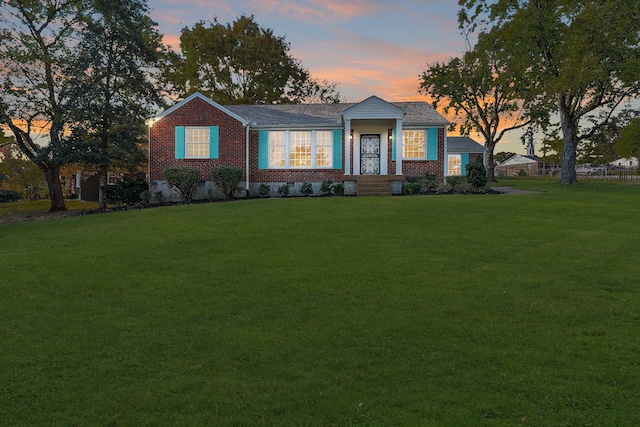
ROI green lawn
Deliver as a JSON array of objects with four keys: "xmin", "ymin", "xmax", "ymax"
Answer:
[{"xmin": 1, "ymin": 180, "xmax": 639, "ymax": 426}]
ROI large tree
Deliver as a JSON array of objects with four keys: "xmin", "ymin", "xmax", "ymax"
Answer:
[
  {"xmin": 459, "ymin": 0, "xmax": 640, "ymax": 184},
  {"xmin": 615, "ymin": 117, "xmax": 640, "ymax": 162},
  {"xmin": 0, "ymin": 0, "xmax": 86, "ymax": 211},
  {"xmin": 66, "ymin": 0, "xmax": 163, "ymax": 208},
  {"xmin": 420, "ymin": 49, "xmax": 533, "ymax": 182},
  {"xmin": 165, "ymin": 15, "xmax": 341, "ymax": 104}
]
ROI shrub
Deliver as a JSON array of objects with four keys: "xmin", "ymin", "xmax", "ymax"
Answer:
[
  {"xmin": 163, "ymin": 166, "xmax": 200, "ymax": 203},
  {"xmin": 299, "ymin": 182, "xmax": 313, "ymax": 197},
  {"xmin": 466, "ymin": 161, "xmax": 488, "ymax": 189},
  {"xmin": 277, "ymin": 183, "xmax": 290, "ymax": 197},
  {"xmin": 320, "ymin": 180, "xmax": 333, "ymax": 195},
  {"xmin": 153, "ymin": 191, "xmax": 165, "ymax": 203},
  {"xmin": 103, "ymin": 174, "xmax": 148, "ymax": 206},
  {"xmin": 333, "ymin": 183, "xmax": 345, "ymax": 196},
  {"xmin": 0, "ymin": 189, "xmax": 22, "ymax": 202},
  {"xmin": 436, "ymin": 181, "xmax": 453, "ymax": 194},
  {"xmin": 403, "ymin": 182, "xmax": 422, "ymax": 195},
  {"xmin": 423, "ymin": 173, "xmax": 439, "ymax": 191},
  {"xmin": 211, "ymin": 166, "xmax": 243, "ymax": 200},
  {"xmin": 258, "ymin": 183, "xmax": 271, "ymax": 198},
  {"xmin": 140, "ymin": 190, "xmax": 152, "ymax": 205}
]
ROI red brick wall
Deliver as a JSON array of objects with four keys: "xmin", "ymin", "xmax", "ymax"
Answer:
[
  {"xmin": 387, "ymin": 127, "xmax": 445, "ymax": 178},
  {"xmin": 149, "ymin": 97, "xmax": 247, "ymax": 181},
  {"xmin": 150, "ymin": 98, "xmax": 447, "ymax": 189},
  {"xmin": 248, "ymin": 130, "xmax": 346, "ymax": 184}
]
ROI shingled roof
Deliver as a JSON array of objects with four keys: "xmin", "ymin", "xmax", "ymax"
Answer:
[
  {"xmin": 447, "ymin": 136, "xmax": 485, "ymax": 153},
  {"xmin": 227, "ymin": 100, "xmax": 449, "ymax": 127}
]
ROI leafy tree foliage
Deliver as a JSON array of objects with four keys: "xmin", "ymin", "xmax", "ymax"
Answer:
[
  {"xmin": 460, "ymin": 0, "xmax": 640, "ymax": 184},
  {"xmin": 165, "ymin": 15, "xmax": 341, "ymax": 104},
  {"xmin": 420, "ymin": 48, "xmax": 533, "ymax": 182},
  {"xmin": 65, "ymin": 0, "xmax": 163, "ymax": 208},
  {"xmin": 0, "ymin": 0, "xmax": 164, "ymax": 211},
  {"xmin": 494, "ymin": 152, "xmax": 516, "ymax": 164},
  {"xmin": 0, "ymin": 143, "xmax": 47, "ymax": 200},
  {"xmin": 0, "ymin": 0, "xmax": 87, "ymax": 211},
  {"xmin": 616, "ymin": 118, "xmax": 640, "ymax": 161}
]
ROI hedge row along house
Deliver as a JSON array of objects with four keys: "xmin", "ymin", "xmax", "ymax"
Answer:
[{"xmin": 148, "ymin": 92, "xmax": 485, "ymax": 199}]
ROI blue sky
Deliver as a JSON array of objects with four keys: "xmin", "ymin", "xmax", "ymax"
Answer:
[
  {"xmin": 148, "ymin": 0, "xmax": 465, "ymax": 102},
  {"xmin": 148, "ymin": 0, "xmax": 527, "ymax": 153}
]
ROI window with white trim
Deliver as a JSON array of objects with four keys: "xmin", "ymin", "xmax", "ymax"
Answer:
[
  {"xmin": 315, "ymin": 131, "xmax": 333, "ymax": 167},
  {"xmin": 290, "ymin": 131, "xmax": 311, "ymax": 167},
  {"xmin": 268, "ymin": 130, "xmax": 333, "ymax": 168},
  {"xmin": 403, "ymin": 130, "xmax": 425, "ymax": 159},
  {"xmin": 186, "ymin": 127, "xmax": 210, "ymax": 158},
  {"xmin": 269, "ymin": 131, "xmax": 286, "ymax": 167},
  {"xmin": 107, "ymin": 172, "xmax": 123, "ymax": 185},
  {"xmin": 448, "ymin": 154, "xmax": 462, "ymax": 176}
]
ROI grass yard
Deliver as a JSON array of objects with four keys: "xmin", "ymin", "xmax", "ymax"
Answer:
[{"xmin": 1, "ymin": 180, "xmax": 639, "ymax": 425}]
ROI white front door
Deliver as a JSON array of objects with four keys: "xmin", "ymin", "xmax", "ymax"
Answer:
[{"xmin": 360, "ymin": 134, "xmax": 380, "ymax": 175}]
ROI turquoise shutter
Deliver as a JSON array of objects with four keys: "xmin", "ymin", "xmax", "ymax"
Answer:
[
  {"xmin": 258, "ymin": 130, "xmax": 269, "ymax": 169},
  {"xmin": 427, "ymin": 128, "xmax": 438, "ymax": 160},
  {"xmin": 391, "ymin": 129, "xmax": 396, "ymax": 161},
  {"xmin": 461, "ymin": 152, "xmax": 470, "ymax": 176},
  {"xmin": 209, "ymin": 126, "xmax": 219, "ymax": 159},
  {"xmin": 175, "ymin": 126, "xmax": 185, "ymax": 159},
  {"xmin": 332, "ymin": 129, "xmax": 342, "ymax": 169}
]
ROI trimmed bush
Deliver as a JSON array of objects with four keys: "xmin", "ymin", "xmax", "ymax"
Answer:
[
  {"xmin": 103, "ymin": 175, "xmax": 148, "ymax": 206},
  {"xmin": 258, "ymin": 183, "xmax": 271, "ymax": 198},
  {"xmin": 163, "ymin": 166, "xmax": 200, "ymax": 203},
  {"xmin": 277, "ymin": 184, "xmax": 290, "ymax": 197},
  {"xmin": 0, "ymin": 189, "xmax": 22, "ymax": 203},
  {"xmin": 320, "ymin": 180, "xmax": 333, "ymax": 195},
  {"xmin": 299, "ymin": 182, "xmax": 313, "ymax": 197},
  {"xmin": 403, "ymin": 182, "xmax": 422, "ymax": 195},
  {"xmin": 466, "ymin": 161, "xmax": 488, "ymax": 189},
  {"xmin": 333, "ymin": 183, "xmax": 345, "ymax": 196},
  {"xmin": 211, "ymin": 166, "xmax": 243, "ymax": 200}
]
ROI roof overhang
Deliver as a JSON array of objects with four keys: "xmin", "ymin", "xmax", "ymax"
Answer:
[
  {"xmin": 150, "ymin": 92, "xmax": 249, "ymax": 126},
  {"xmin": 342, "ymin": 96, "xmax": 406, "ymax": 122}
]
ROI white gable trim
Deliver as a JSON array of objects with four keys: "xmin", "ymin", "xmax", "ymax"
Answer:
[
  {"xmin": 500, "ymin": 154, "xmax": 539, "ymax": 166},
  {"xmin": 342, "ymin": 95, "xmax": 406, "ymax": 121},
  {"xmin": 152, "ymin": 92, "xmax": 249, "ymax": 126}
]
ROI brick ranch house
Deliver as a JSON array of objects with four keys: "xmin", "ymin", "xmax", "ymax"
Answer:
[{"xmin": 148, "ymin": 92, "xmax": 483, "ymax": 198}]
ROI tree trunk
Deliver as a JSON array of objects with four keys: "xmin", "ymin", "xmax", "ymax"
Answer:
[
  {"xmin": 44, "ymin": 164, "xmax": 67, "ymax": 212},
  {"xmin": 98, "ymin": 169, "xmax": 107, "ymax": 209},
  {"xmin": 559, "ymin": 100, "xmax": 579, "ymax": 184},
  {"xmin": 485, "ymin": 141, "xmax": 498, "ymax": 183}
]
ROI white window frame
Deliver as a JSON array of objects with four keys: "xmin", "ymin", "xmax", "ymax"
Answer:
[
  {"xmin": 106, "ymin": 172, "xmax": 123, "ymax": 186},
  {"xmin": 268, "ymin": 130, "xmax": 333, "ymax": 169},
  {"xmin": 448, "ymin": 154, "xmax": 462, "ymax": 176},
  {"xmin": 185, "ymin": 127, "xmax": 210, "ymax": 159},
  {"xmin": 403, "ymin": 129, "xmax": 426, "ymax": 159}
]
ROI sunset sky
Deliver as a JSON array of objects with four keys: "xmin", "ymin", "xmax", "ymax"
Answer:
[{"xmin": 148, "ymin": 0, "xmax": 527, "ymax": 153}]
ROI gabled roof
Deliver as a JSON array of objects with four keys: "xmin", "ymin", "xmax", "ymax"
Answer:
[
  {"xmin": 500, "ymin": 154, "xmax": 541, "ymax": 166},
  {"xmin": 152, "ymin": 92, "xmax": 249, "ymax": 126},
  {"xmin": 447, "ymin": 136, "xmax": 485, "ymax": 153},
  {"xmin": 153, "ymin": 92, "xmax": 449, "ymax": 129},
  {"xmin": 342, "ymin": 95, "xmax": 406, "ymax": 120}
]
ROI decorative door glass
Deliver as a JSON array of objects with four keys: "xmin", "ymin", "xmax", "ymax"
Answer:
[{"xmin": 360, "ymin": 134, "xmax": 380, "ymax": 175}]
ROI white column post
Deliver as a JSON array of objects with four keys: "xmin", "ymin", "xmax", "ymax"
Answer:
[
  {"xmin": 395, "ymin": 119, "xmax": 403, "ymax": 175},
  {"xmin": 344, "ymin": 119, "xmax": 351, "ymax": 175}
]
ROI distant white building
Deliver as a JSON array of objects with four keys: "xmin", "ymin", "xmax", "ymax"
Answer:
[{"xmin": 608, "ymin": 157, "xmax": 638, "ymax": 168}]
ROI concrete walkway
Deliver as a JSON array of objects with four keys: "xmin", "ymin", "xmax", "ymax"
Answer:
[{"xmin": 489, "ymin": 186, "xmax": 542, "ymax": 195}]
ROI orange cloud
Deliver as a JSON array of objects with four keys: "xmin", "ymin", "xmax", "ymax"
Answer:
[{"xmin": 249, "ymin": 0, "xmax": 378, "ymax": 22}]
